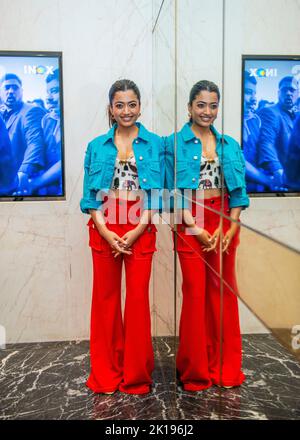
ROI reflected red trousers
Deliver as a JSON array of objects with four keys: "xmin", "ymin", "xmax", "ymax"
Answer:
[
  {"xmin": 176, "ymin": 194, "xmax": 245, "ymax": 391},
  {"xmin": 86, "ymin": 198, "xmax": 156, "ymax": 394}
]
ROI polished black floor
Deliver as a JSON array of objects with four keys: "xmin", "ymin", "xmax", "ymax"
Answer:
[{"xmin": 0, "ymin": 335, "xmax": 299, "ymax": 420}]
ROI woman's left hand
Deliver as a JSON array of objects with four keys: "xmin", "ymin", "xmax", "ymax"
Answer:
[
  {"xmin": 222, "ymin": 208, "xmax": 241, "ymax": 253},
  {"xmin": 222, "ymin": 227, "xmax": 236, "ymax": 253},
  {"xmin": 112, "ymin": 226, "xmax": 143, "ymax": 258},
  {"xmin": 122, "ymin": 228, "xmax": 143, "ymax": 248},
  {"xmin": 202, "ymin": 227, "xmax": 220, "ymax": 252}
]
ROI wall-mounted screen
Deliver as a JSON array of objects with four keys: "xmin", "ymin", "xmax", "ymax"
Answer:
[
  {"xmin": 0, "ymin": 51, "xmax": 64, "ymax": 200},
  {"xmin": 242, "ymin": 55, "xmax": 300, "ymax": 194}
]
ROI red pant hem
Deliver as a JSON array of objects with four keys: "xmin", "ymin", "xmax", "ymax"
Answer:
[
  {"xmin": 85, "ymin": 379, "xmax": 119, "ymax": 394},
  {"xmin": 118, "ymin": 384, "xmax": 151, "ymax": 395},
  {"xmin": 182, "ymin": 382, "xmax": 212, "ymax": 392},
  {"xmin": 211, "ymin": 372, "xmax": 246, "ymax": 388}
]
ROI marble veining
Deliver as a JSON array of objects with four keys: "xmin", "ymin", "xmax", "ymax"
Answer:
[{"xmin": 0, "ymin": 335, "xmax": 299, "ymax": 420}]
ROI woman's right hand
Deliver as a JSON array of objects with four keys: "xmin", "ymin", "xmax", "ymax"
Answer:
[
  {"xmin": 102, "ymin": 229, "xmax": 132, "ymax": 255},
  {"xmin": 193, "ymin": 226, "xmax": 212, "ymax": 248}
]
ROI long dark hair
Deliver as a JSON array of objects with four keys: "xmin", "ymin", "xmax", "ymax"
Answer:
[
  {"xmin": 188, "ymin": 80, "xmax": 220, "ymax": 122},
  {"xmin": 108, "ymin": 79, "xmax": 141, "ymax": 127}
]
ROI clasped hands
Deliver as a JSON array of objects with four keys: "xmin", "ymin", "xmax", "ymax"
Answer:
[
  {"xmin": 103, "ymin": 227, "xmax": 142, "ymax": 258},
  {"xmin": 192, "ymin": 225, "xmax": 236, "ymax": 254}
]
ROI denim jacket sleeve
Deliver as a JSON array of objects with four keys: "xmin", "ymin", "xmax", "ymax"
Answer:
[
  {"xmin": 143, "ymin": 135, "xmax": 165, "ymax": 211},
  {"xmin": 164, "ymin": 135, "xmax": 174, "ymax": 191},
  {"xmin": 80, "ymin": 142, "xmax": 102, "ymax": 214},
  {"xmin": 163, "ymin": 134, "xmax": 190, "ymax": 210},
  {"xmin": 228, "ymin": 142, "xmax": 250, "ymax": 210},
  {"xmin": 163, "ymin": 135, "xmax": 175, "ymax": 211}
]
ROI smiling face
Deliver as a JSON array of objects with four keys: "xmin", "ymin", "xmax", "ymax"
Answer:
[
  {"xmin": 188, "ymin": 90, "xmax": 219, "ymax": 128},
  {"xmin": 109, "ymin": 89, "xmax": 141, "ymax": 128}
]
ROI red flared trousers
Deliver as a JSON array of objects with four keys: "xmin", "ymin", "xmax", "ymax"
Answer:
[
  {"xmin": 176, "ymin": 194, "xmax": 245, "ymax": 391},
  {"xmin": 86, "ymin": 198, "xmax": 156, "ymax": 394}
]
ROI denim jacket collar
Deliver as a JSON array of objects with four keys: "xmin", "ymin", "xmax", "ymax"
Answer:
[
  {"xmin": 103, "ymin": 122, "xmax": 150, "ymax": 144},
  {"xmin": 181, "ymin": 122, "xmax": 228, "ymax": 144}
]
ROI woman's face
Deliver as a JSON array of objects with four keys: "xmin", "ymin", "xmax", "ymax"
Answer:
[
  {"xmin": 188, "ymin": 90, "xmax": 219, "ymax": 128},
  {"xmin": 110, "ymin": 90, "xmax": 141, "ymax": 128}
]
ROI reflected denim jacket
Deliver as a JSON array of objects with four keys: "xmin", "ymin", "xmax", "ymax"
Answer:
[
  {"xmin": 165, "ymin": 123, "xmax": 250, "ymax": 209},
  {"xmin": 80, "ymin": 122, "xmax": 165, "ymax": 214}
]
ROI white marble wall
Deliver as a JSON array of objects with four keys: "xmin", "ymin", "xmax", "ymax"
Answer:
[
  {"xmin": 152, "ymin": 0, "xmax": 175, "ymax": 136},
  {"xmin": 0, "ymin": 0, "xmax": 154, "ymax": 343},
  {"xmin": 176, "ymin": 0, "xmax": 224, "ymax": 131}
]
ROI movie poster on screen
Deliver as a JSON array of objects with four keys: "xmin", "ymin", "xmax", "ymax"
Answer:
[
  {"xmin": 0, "ymin": 51, "xmax": 64, "ymax": 199},
  {"xmin": 242, "ymin": 56, "xmax": 300, "ymax": 195}
]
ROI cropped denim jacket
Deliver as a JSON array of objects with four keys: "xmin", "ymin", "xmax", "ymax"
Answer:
[
  {"xmin": 165, "ymin": 123, "xmax": 250, "ymax": 209},
  {"xmin": 80, "ymin": 123, "xmax": 165, "ymax": 214}
]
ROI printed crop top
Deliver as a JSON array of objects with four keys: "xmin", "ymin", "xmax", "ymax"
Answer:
[
  {"xmin": 110, "ymin": 155, "xmax": 141, "ymax": 190},
  {"xmin": 198, "ymin": 155, "xmax": 224, "ymax": 190}
]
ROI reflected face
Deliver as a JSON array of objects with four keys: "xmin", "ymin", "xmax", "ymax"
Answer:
[
  {"xmin": 110, "ymin": 90, "xmax": 141, "ymax": 128},
  {"xmin": 244, "ymin": 80, "xmax": 257, "ymax": 118},
  {"xmin": 278, "ymin": 79, "xmax": 298, "ymax": 111},
  {"xmin": 188, "ymin": 91, "xmax": 219, "ymax": 128},
  {"xmin": 0, "ymin": 79, "xmax": 23, "ymax": 109},
  {"xmin": 46, "ymin": 78, "xmax": 60, "ymax": 115}
]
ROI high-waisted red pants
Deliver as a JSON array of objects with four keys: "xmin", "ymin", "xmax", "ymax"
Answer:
[
  {"xmin": 176, "ymin": 194, "xmax": 245, "ymax": 391},
  {"xmin": 86, "ymin": 198, "xmax": 156, "ymax": 394}
]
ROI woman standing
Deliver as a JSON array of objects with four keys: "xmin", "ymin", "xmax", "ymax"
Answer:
[
  {"xmin": 165, "ymin": 80, "xmax": 249, "ymax": 391},
  {"xmin": 80, "ymin": 79, "xmax": 164, "ymax": 395}
]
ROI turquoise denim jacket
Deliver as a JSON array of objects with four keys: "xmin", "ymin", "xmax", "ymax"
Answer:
[
  {"xmin": 80, "ymin": 122, "xmax": 165, "ymax": 214},
  {"xmin": 165, "ymin": 123, "xmax": 250, "ymax": 209}
]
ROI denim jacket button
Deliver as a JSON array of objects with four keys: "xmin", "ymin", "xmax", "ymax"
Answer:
[
  {"xmin": 143, "ymin": 178, "xmax": 147, "ymax": 182},
  {"xmin": 192, "ymin": 177, "xmax": 196, "ymax": 182},
  {"xmin": 194, "ymin": 139, "xmax": 199, "ymax": 143},
  {"xmin": 135, "ymin": 139, "xmax": 139, "ymax": 144},
  {"xmin": 139, "ymin": 156, "xmax": 143, "ymax": 160},
  {"xmin": 193, "ymin": 155, "xmax": 198, "ymax": 160}
]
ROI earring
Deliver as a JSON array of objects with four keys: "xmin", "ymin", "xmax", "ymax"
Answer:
[{"xmin": 188, "ymin": 113, "xmax": 191, "ymax": 118}]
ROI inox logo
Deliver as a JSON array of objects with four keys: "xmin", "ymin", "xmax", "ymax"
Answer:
[
  {"xmin": 249, "ymin": 68, "xmax": 278, "ymax": 78},
  {"xmin": 24, "ymin": 65, "xmax": 54, "ymax": 75}
]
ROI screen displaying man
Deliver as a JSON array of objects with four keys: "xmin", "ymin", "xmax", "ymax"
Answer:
[
  {"xmin": 286, "ymin": 114, "xmax": 300, "ymax": 188},
  {"xmin": 0, "ymin": 73, "xmax": 46, "ymax": 195},
  {"xmin": 27, "ymin": 69, "xmax": 62, "ymax": 196},
  {"xmin": 0, "ymin": 114, "xmax": 17, "ymax": 195},
  {"xmin": 243, "ymin": 71, "xmax": 276, "ymax": 192},
  {"xmin": 258, "ymin": 75, "xmax": 299, "ymax": 190}
]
